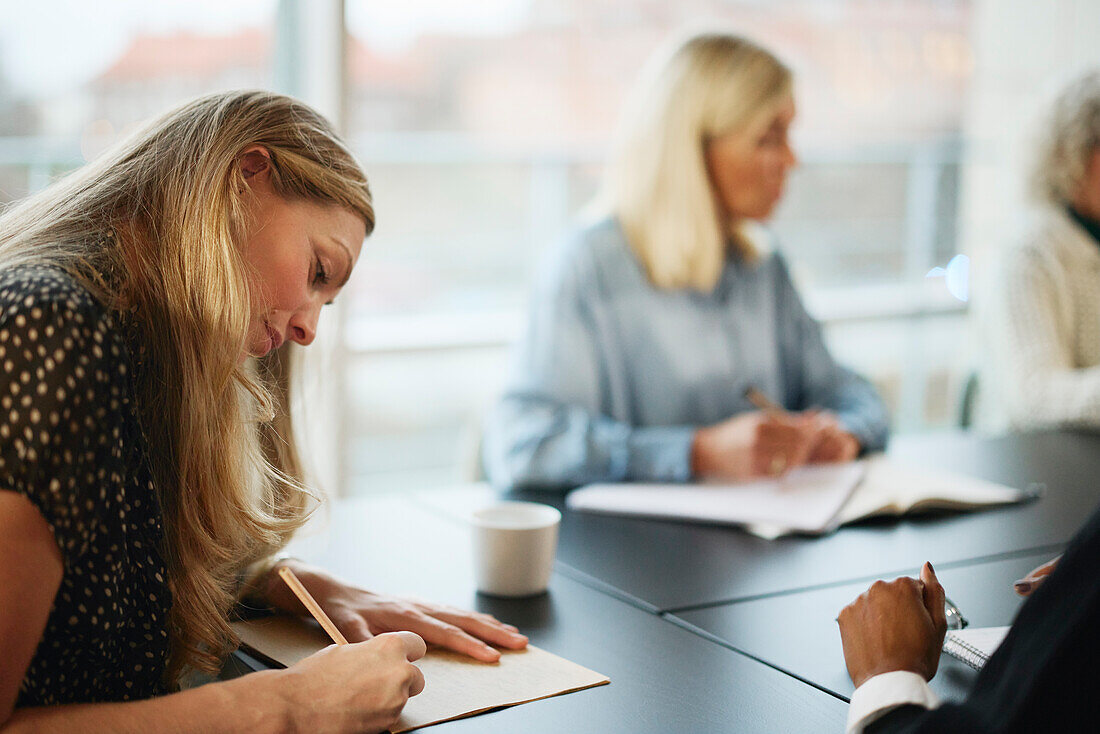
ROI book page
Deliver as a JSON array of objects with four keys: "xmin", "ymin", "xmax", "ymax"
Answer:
[
  {"xmin": 836, "ymin": 456, "xmax": 1032, "ymax": 524},
  {"xmin": 233, "ymin": 616, "xmax": 610, "ymax": 733},
  {"xmin": 566, "ymin": 462, "xmax": 865, "ymax": 533}
]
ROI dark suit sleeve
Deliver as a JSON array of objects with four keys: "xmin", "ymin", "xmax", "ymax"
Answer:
[
  {"xmin": 866, "ymin": 703, "xmax": 984, "ymax": 733},
  {"xmin": 864, "ymin": 501, "xmax": 1100, "ymax": 733}
]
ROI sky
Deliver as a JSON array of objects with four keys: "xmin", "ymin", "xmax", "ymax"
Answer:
[
  {"xmin": 347, "ymin": 0, "xmax": 528, "ymax": 53},
  {"xmin": 0, "ymin": 0, "xmax": 273, "ymax": 96},
  {"xmin": 0, "ymin": 0, "xmax": 529, "ymax": 97}
]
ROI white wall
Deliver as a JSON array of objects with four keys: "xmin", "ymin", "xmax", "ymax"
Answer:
[{"xmin": 960, "ymin": 0, "xmax": 1100, "ymax": 268}]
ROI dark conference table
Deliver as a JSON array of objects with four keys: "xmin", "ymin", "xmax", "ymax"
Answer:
[
  {"xmin": 236, "ymin": 429, "xmax": 1099, "ymax": 731},
  {"xmin": 232, "ymin": 495, "xmax": 849, "ymax": 732}
]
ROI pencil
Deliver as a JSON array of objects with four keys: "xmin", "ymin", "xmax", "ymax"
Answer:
[
  {"xmin": 743, "ymin": 386, "xmax": 786, "ymax": 416},
  {"xmin": 277, "ymin": 566, "xmax": 349, "ymax": 646}
]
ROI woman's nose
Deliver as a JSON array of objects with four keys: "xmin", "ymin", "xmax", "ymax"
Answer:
[
  {"xmin": 288, "ymin": 302, "xmax": 320, "ymax": 346},
  {"xmin": 783, "ymin": 141, "xmax": 798, "ymax": 169}
]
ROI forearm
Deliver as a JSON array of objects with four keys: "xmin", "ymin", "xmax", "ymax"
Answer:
[
  {"xmin": 784, "ymin": 314, "xmax": 889, "ymax": 452},
  {"xmin": 1011, "ymin": 364, "xmax": 1100, "ymax": 427},
  {"xmin": 798, "ymin": 370, "xmax": 888, "ymax": 454},
  {"xmin": 484, "ymin": 398, "xmax": 694, "ymax": 487},
  {"xmin": 248, "ymin": 558, "xmax": 339, "ymax": 616},
  {"xmin": 775, "ymin": 252, "xmax": 887, "ymax": 452},
  {"xmin": 997, "ymin": 248, "xmax": 1100, "ymax": 426},
  {"xmin": 831, "ymin": 377, "xmax": 890, "ymax": 453},
  {"xmin": 2, "ymin": 671, "xmax": 288, "ymax": 734}
]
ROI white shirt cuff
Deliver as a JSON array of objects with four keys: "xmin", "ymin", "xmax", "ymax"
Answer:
[{"xmin": 846, "ymin": 670, "xmax": 940, "ymax": 734}]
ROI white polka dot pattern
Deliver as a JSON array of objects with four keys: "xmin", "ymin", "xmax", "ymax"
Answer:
[{"xmin": 0, "ymin": 265, "xmax": 171, "ymax": 705}]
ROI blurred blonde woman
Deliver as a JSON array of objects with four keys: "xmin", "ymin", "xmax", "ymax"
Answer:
[
  {"xmin": 0, "ymin": 90, "xmax": 525, "ymax": 733},
  {"xmin": 484, "ymin": 32, "xmax": 888, "ymax": 489},
  {"xmin": 980, "ymin": 70, "xmax": 1100, "ymax": 431}
]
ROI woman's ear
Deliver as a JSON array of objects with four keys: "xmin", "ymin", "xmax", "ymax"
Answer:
[{"xmin": 239, "ymin": 146, "xmax": 273, "ymax": 185}]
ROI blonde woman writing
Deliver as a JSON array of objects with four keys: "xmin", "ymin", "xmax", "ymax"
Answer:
[
  {"xmin": 484, "ymin": 32, "xmax": 888, "ymax": 490},
  {"xmin": 0, "ymin": 91, "xmax": 526, "ymax": 733}
]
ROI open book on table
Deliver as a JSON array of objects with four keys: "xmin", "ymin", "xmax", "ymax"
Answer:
[{"xmin": 565, "ymin": 454, "xmax": 1040, "ymax": 539}]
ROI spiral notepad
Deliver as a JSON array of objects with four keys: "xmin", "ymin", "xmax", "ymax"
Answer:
[{"xmin": 942, "ymin": 626, "xmax": 1010, "ymax": 671}]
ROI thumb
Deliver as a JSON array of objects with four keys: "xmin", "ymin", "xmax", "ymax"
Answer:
[
  {"xmin": 920, "ymin": 562, "xmax": 947, "ymax": 633},
  {"xmin": 393, "ymin": 631, "xmax": 427, "ymax": 662}
]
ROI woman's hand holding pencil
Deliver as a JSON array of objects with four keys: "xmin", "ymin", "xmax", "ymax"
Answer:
[{"xmin": 252, "ymin": 566, "xmax": 428, "ymax": 733}]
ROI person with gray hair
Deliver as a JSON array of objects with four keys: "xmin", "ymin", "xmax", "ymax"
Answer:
[
  {"xmin": 483, "ymin": 32, "xmax": 889, "ymax": 490},
  {"xmin": 980, "ymin": 70, "xmax": 1100, "ymax": 431}
]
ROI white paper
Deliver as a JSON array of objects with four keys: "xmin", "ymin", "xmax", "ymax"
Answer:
[
  {"xmin": 835, "ymin": 456, "xmax": 1032, "ymax": 524},
  {"xmin": 567, "ymin": 455, "xmax": 1032, "ymax": 538},
  {"xmin": 566, "ymin": 462, "xmax": 866, "ymax": 533},
  {"xmin": 942, "ymin": 626, "xmax": 1010, "ymax": 670}
]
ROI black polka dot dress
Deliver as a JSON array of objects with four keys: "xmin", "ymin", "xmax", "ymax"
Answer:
[{"xmin": 0, "ymin": 264, "xmax": 172, "ymax": 705}]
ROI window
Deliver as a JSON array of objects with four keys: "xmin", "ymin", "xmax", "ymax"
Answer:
[
  {"xmin": 6, "ymin": 0, "xmax": 1085, "ymax": 496},
  {"xmin": 339, "ymin": 0, "xmax": 973, "ymax": 493},
  {"xmin": 0, "ymin": 1, "xmax": 276, "ymax": 204}
]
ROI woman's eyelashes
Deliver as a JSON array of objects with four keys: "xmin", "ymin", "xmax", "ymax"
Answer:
[
  {"xmin": 312, "ymin": 253, "xmax": 330, "ymax": 287},
  {"xmin": 313, "ymin": 251, "xmax": 341, "ymax": 306}
]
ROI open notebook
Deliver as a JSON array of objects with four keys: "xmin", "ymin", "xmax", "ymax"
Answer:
[
  {"xmin": 942, "ymin": 626, "xmax": 1010, "ymax": 671},
  {"xmin": 233, "ymin": 615, "xmax": 609, "ymax": 733},
  {"xmin": 565, "ymin": 455, "xmax": 1040, "ymax": 539}
]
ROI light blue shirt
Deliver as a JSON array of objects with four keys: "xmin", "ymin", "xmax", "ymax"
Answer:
[{"xmin": 483, "ymin": 218, "xmax": 889, "ymax": 489}]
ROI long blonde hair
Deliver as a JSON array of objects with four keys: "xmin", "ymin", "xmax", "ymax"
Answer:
[
  {"xmin": 1029, "ymin": 69, "xmax": 1100, "ymax": 208},
  {"xmin": 598, "ymin": 32, "xmax": 791, "ymax": 291},
  {"xmin": 0, "ymin": 90, "xmax": 374, "ymax": 681}
]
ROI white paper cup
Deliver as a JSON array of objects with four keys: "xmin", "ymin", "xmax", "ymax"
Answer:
[{"xmin": 471, "ymin": 501, "xmax": 561, "ymax": 597}]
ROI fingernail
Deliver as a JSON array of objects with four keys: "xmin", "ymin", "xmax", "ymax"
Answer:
[
  {"xmin": 927, "ymin": 562, "xmax": 934, "ymax": 574},
  {"xmin": 1014, "ymin": 581, "xmax": 1031, "ymax": 593}
]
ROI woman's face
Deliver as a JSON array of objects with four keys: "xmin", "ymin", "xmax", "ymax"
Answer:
[
  {"xmin": 705, "ymin": 96, "xmax": 798, "ymax": 222},
  {"xmin": 238, "ymin": 149, "xmax": 365, "ymax": 360}
]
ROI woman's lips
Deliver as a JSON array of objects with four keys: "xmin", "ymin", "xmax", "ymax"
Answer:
[{"xmin": 258, "ymin": 322, "xmax": 284, "ymax": 356}]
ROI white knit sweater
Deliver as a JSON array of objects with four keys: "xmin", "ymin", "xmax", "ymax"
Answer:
[{"xmin": 978, "ymin": 207, "xmax": 1100, "ymax": 431}]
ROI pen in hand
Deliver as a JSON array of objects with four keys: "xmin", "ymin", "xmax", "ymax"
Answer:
[
  {"xmin": 278, "ymin": 566, "xmax": 349, "ymax": 646},
  {"xmin": 944, "ymin": 595, "xmax": 969, "ymax": 630},
  {"xmin": 744, "ymin": 386, "xmax": 786, "ymax": 417},
  {"xmin": 743, "ymin": 386, "xmax": 801, "ymax": 475}
]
